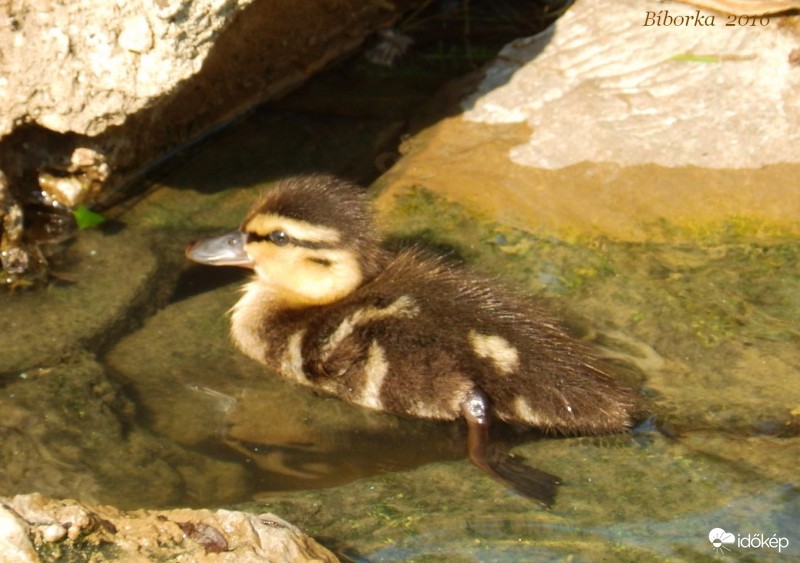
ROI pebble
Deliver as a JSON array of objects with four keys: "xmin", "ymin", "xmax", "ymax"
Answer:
[{"xmin": 41, "ymin": 523, "xmax": 67, "ymax": 543}]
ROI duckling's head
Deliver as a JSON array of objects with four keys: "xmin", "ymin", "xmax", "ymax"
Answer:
[{"xmin": 186, "ymin": 176, "xmax": 384, "ymax": 308}]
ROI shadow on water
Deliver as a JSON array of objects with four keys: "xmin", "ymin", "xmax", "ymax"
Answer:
[
  {"xmin": 170, "ymin": 264, "xmax": 250, "ymax": 304},
  {"xmin": 103, "ymin": 0, "xmax": 564, "ymax": 213}
]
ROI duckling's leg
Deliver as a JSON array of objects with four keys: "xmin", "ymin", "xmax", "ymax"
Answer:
[{"xmin": 461, "ymin": 388, "xmax": 561, "ymax": 507}]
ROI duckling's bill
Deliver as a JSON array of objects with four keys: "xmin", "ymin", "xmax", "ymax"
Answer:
[{"xmin": 185, "ymin": 231, "xmax": 254, "ymax": 268}]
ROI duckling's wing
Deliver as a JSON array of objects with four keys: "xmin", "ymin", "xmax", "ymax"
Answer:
[
  {"xmin": 373, "ymin": 249, "xmax": 640, "ymax": 436},
  {"xmin": 466, "ymin": 293, "xmax": 638, "ymax": 434}
]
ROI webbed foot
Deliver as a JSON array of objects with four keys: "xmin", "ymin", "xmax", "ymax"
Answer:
[{"xmin": 461, "ymin": 388, "xmax": 561, "ymax": 507}]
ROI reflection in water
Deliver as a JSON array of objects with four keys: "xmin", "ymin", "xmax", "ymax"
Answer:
[{"xmin": 222, "ymin": 386, "xmax": 465, "ymax": 493}]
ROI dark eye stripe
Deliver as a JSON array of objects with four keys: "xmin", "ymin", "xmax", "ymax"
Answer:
[{"xmin": 246, "ymin": 231, "xmax": 335, "ymax": 250}]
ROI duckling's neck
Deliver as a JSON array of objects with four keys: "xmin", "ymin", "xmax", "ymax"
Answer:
[
  {"xmin": 230, "ymin": 279, "xmax": 279, "ymax": 364},
  {"xmin": 230, "ymin": 248, "xmax": 391, "ymax": 363}
]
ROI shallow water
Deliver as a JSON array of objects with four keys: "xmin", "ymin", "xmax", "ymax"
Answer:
[
  {"xmin": 2, "ymin": 8, "xmax": 799, "ymax": 560},
  {"xmin": 5, "ymin": 128, "xmax": 794, "ymax": 559}
]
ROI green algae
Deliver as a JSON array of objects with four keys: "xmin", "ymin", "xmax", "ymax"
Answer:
[
  {"xmin": 36, "ymin": 540, "xmax": 122, "ymax": 563},
  {"xmin": 73, "ymin": 205, "xmax": 107, "ymax": 230},
  {"xmin": 384, "ymin": 186, "xmax": 800, "ymax": 347},
  {"xmin": 384, "ymin": 185, "xmax": 619, "ymax": 294},
  {"xmin": 643, "ymin": 213, "xmax": 797, "ymax": 242}
]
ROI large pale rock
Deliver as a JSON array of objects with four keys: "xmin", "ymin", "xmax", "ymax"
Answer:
[
  {"xmin": 376, "ymin": 0, "xmax": 800, "ymax": 242},
  {"xmin": 0, "ymin": 0, "xmax": 422, "ymax": 283},
  {"xmin": 1, "ymin": 0, "xmax": 255, "ymax": 137},
  {"xmin": 462, "ymin": 0, "xmax": 800, "ymax": 170},
  {"xmin": 1, "ymin": 0, "xmax": 417, "ymax": 143}
]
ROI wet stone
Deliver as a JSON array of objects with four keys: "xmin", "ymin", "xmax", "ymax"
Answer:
[
  {"xmin": 1, "ymin": 493, "xmax": 338, "ymax": 562},
  {"xmin": 0, "ymin": 228, "xmax": 161, "ymax": 374},
  {"xmin": 0, "ymin": 355, "xmax": 249, "ymax": 509},
  {"xmin": 245, "ymin": 428, "xmax": 797, "ymax": 560}
]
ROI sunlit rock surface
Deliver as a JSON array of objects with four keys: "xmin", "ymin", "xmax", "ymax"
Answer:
[
  {"xmin": 1, "ymin": 0, "xmax": 252, "ymax": 137},
  {"xmin": 376, "ymin": 0, "xmax": 800, "ymax": 242},
  {"xmin": 0, "ymin": 494, "xmax": 338, "ymax": 562},
  {"xmin": 0, "ymin": 0, "xmax": 418, "ymax": 144},
  {"xmin": 0, "ymin": 0, "xmax": 423, "ymax": 284},
  {"xmin": 463, "ymin": 0, "xmax": 800, "ymax": 170}
]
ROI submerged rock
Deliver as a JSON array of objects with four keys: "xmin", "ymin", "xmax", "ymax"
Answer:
[
  {"xmin": 0, "ymin": 356, "xmax": 250, "ymax": 509},
  {"xmin": 0, "ymin": 228, "xmax": 161, "ymax": 372},
  {"xmin": 0, "ymin": 493, "xmax": 338, "ymax": 562}
]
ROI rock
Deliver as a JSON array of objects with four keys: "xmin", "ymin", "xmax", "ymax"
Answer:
[
  {"xmin": 462, "ymin": 0, "xmax": 800, "ymax": 171},
  {"xmin": 1, "ymin": 494, "xmax": 338, "ymax": 562},
  {"xmin": 244, "ymin": 427, "xmax": 798, "ymax": 560},
  {"xmin": 0, "ymin": 0, "xmax": 425, "ymax": 283},
  {"xmin": 0, "ymin": 228, "xmax": 160, "ymax": 373},
  {"xmin": 376, "ymin": 0, "xmax": 800, "ymax": 242},
  {"xmin": 0, "ymin": 356, "xmax": 250, "ymax": 509},
  {"xmin": 0, "ymin": 505, "xmax": 37, "ymax": 563},
  {"xmin": 118, "ymin": 15, "xmax": 155, "ymax": 54},
  {"xmin": 1, "ymin": 0, "xmax": 256, "ymax": 138}
]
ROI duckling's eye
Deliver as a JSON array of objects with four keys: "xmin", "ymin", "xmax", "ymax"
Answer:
[{"xmin": 268, "ymin": 230, "xmax": 290, "ymax": 246}]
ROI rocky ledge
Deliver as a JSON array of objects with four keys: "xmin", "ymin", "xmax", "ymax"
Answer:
[{"xmin": 0, "ymin": 494, "xmax": 338, "ymax": 562}]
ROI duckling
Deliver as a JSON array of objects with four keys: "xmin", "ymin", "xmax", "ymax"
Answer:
[{"xmin": 185, "ymin": 175, "xmax": 640, "ymax": 506}]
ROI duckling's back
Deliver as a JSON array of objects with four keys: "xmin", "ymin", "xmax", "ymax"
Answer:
[{"xmin": 259, "ymin": 248, "xmax": 638, "ymax": 435}]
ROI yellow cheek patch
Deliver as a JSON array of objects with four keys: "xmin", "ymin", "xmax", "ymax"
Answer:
[
  {"xmin": 245, "ymin": 213, "xmax": 341, "ymax": 245},
  {"xmin": 247, "ymin": 243, "xmax": 363, "ymax": 307}
]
